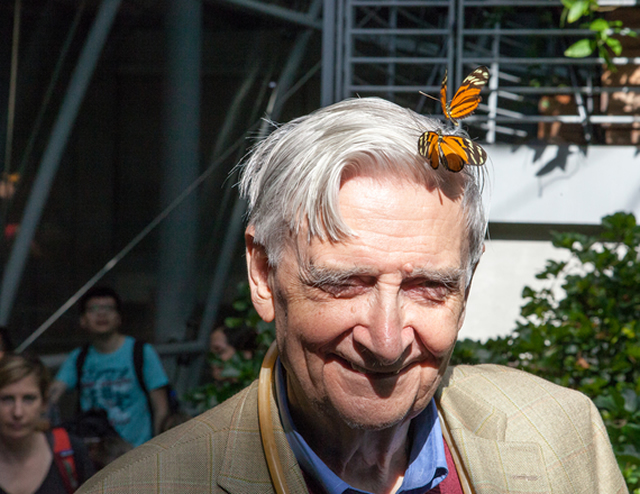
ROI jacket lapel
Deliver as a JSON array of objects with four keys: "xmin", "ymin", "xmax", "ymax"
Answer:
[
  {"xmin": 217, "ymin": 381, "xmax": 308, "ymax": 494},
  {"xmin": 439, "ymin": 371, "xmax": 552, "ymax": 493},
  {"xmin": 218, "ymin": 368, "xmax": 552, "ymax": 494}
]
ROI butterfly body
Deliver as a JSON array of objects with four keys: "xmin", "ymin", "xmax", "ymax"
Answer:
[
  {"xmin": 439, "ymin": 66, "xmax": 489, "ymax": 125},
  {"xmin": 418, "ymin": 129, "xmax": 487, "ymax": 173}
]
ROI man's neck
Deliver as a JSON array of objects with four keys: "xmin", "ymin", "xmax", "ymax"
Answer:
[
  {"xmin": 92, "ymin": 332, "xmax": 125, "ymax": 353},
  {"xmin": 287, "ymin": 383, "xmax": 413, "ymax": 494},
  {"xmin": 327, "ymin": 426, "xmax": 411, "ymax": 494}
]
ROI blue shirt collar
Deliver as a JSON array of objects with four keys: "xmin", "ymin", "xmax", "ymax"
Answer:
[{"xmin": 275, "ymin": 359, "xmax": 448, "ymax": 494}]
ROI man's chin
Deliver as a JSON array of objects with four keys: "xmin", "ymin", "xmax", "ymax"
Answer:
[
  {"xmin": 328, "ymin": 396, "xmax": 420, "ymax": 432},
  {"xmin": 91, "ymin": 328, "xmax": 117, "ymax": 338}
]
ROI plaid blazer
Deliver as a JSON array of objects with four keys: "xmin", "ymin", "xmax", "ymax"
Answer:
[{"xmin": 77, "ymin": 364, "xmax": 627, "ymax": 494}]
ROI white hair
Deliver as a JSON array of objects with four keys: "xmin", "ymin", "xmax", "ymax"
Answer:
[{"xmin": 239, "ymin": 97, "xmax": 486, "ymax": 281}]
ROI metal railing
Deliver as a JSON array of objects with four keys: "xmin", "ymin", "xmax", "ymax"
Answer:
[{"xmin": 334, "ymin": 0, "xmax": 640, "ymax": 145}]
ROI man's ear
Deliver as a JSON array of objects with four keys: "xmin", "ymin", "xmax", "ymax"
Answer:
[{"xmin": 245, "ymin": 227, "xmax": 275, "ymax": 323}]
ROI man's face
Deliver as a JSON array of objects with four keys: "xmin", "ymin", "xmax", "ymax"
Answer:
[
  {"xmin": 80, "ymin": 296, "xmax": 121, "ymax": 336},
  {"xmin": 248, "ymin": 175, "xmax": 471, "ymax": 431}
]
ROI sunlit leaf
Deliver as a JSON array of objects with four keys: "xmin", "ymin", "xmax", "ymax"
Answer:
[
  {"xmin": 567, "ymin": 0, "xmax": 590, "ymax": 23},
  {"xmin": 565, "ymin": 38, "xmax": 595, "ymax": 58},
  {"xmin": 606, "ymin": 37, "xmax": 623, "ymax": 56},
  {"xmin": 590, "ymin": 18, "xmax": 609, "ymax": 32}
]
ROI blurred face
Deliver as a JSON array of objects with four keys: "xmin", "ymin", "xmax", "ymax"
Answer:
[
  {"xmin": 81, "ymin": 296, "xmax": 121, "ymax": 336},
  {"xmin": 248, "ymin": 175, "xmax": 472, "ymax": 431},
  {"xmin": 210, "ymin": 328, "xmax": 236, "ymax": 361},
  {"xmin": 210, "ymin": 328, "xmax": 237, "ymax": 381},
  {"xmin": 0, "ymin": 373, "xmax": 46, "ymax": 441}
]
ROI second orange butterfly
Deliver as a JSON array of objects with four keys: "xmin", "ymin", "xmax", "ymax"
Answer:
[{"xmin": 421, "ymin": 66, "xmax": 490, "ymax": 125}]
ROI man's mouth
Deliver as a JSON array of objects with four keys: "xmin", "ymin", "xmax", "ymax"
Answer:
[{"xmin": 345, "ymin": 358, "xmax": 408, "ymax": 377}]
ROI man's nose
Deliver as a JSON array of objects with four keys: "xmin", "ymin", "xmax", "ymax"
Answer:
[{"xmin": 353, "ymin": 290, "xmax": 411, "ymax": 366}]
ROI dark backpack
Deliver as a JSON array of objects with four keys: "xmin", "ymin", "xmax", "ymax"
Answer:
[
  {"xmin": 75, "ymin": 339, "xmax": 180, "ymax": 439},
  {"xmin": 64, "ymin": 407, "xmax": 120, "ymax": 440},
  {"xmin": 60, "ymin": 407, "xmax": 132, "ymax": 472}
]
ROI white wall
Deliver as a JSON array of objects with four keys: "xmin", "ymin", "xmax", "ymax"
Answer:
[
  {"xmin": 459, "ymin": 143, "xmax": 637, "ymax": 341},
  {"xmin": 460, "ymin": 239, "xmax": 570, "ymax": 341},
  {"xmin": 486, "ymin": 144, "xmax": 640, "ymax": 224}
]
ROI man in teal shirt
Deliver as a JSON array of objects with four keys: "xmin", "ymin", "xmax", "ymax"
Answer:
[{"xmin": 50, "ymin": 286, "xmax": 169, "ymax": 447}]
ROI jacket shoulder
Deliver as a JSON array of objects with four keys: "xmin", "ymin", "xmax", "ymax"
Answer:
[
  {"xmin": 439, "ymin": 364, "xmax": 627, "ymax": 494},
  {"xmin": 77, "ymin": 381, "xmax": 262, "ymax": 494},
  {"xmin": 440, "ymin": 364, "xmax": 599, "ymax": 429},
  {"xmin": 444, "ymin": 363, "xmax": 586, "ymax": 396}
]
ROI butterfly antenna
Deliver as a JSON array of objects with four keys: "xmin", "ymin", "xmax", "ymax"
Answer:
[{"xmin": 419, "ymin": 91, "xmax": 440, "ymax": 104}]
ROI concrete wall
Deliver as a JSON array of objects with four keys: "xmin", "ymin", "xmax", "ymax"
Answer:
[{"xmin": 462, "ymin": 239, "xmax": 569, "ymax": 342}]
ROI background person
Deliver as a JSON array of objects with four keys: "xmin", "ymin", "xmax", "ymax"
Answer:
[
  {"xmin": 209, "ymin": 308, "xmax": 257, "ymax": 382},
  {"xmin": 0, "ymin": 353, "xmax": 94, "ymax": 493},
  {"xmin": 77, "ymin": 98, "xmax": 624, "ymax": 493},
  {"xmin": 48, "ymin": 286, "xmax": 169, "ymax": 447}
]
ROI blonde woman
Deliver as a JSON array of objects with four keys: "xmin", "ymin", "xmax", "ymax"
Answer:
[{"xmin": 0, "ymin": 354, "xmax": 94, "ymax": 494}]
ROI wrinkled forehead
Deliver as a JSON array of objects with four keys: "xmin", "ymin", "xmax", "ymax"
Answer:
[
  {"xmin": 288, "ymin": 173, "xmax": 468, "ymax": 261},
  {"xmin": 339, "ymin": 156, "xmax": 467, "ymax": 202}
]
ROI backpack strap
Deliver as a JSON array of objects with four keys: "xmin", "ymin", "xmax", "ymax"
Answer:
[
  {"xmin": 52, "ymin": 427, "xmax": 79, "ymax": 494},
  {"xmin": 74, "ymin": 343, "xmax": 90, "ymax": 415},
  {"xmin": 133, "ymin": 339, "xmax": 154, "ymax": 437}
]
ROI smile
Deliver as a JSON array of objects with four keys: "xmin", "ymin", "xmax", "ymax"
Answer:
[{"xmin": 345, "ymin": 359, "xmax": 410, "ymax": 377}]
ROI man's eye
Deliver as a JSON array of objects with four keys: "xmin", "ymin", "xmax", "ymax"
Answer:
[
  {"xmin": 318, "ymin": 282, "xmax": 365, "ymax": 297},
  {"xmin": 407, "ymin": 281, "xmax": 453, "ymax": 302}
]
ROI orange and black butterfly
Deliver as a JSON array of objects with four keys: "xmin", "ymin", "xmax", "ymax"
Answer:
[
  {"xmin": 422, "ymin": 66, "xmax": 490, "ymax": 124},
  {"xmin": 418, "ymin": 129, "xmax": 487, "ymax": 173}
]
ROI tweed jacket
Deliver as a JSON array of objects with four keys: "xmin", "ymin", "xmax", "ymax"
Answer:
[{"xmin": 77, "ymin": 364, "xmax": 627, "ymax": 494}]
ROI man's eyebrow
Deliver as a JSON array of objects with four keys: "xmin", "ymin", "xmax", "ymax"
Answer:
[
  {"xmin": 299, "ymin": 261, "xmax": 466, "ymax": 288},
  {"xmin": 298, "ymin": 261, "xmax": 373, "ymax": 287},
  {"xmin": 402, "ymin": 266, "xmax": 466, "ymax": 288}
]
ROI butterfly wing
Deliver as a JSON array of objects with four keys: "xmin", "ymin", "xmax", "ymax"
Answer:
[
  {"xmin": 447, "ymin": 66, "xmax": 490, "ymax": 123},
  {"xmin": 465, "ymin": 137, "xmax": 488, "ymax": 166},
  {"xmin": 438, "ymin": 135, "xmax": 487, "ymax": 172},
  {"xmin": 418, "ymin": 131, "xmax": 441, "ymax": 170}
]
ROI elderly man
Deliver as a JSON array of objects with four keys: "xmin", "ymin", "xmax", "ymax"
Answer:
[{"xmin": 78, "ymin": 98, "xmax": 625, "ymax": 494}]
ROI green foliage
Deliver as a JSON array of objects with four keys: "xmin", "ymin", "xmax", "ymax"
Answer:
[
  {"xmin": 561, "ymin": 0, "xmax": 595, "ymax": 25},
  {"xmin": 452, "ymin": 212, "xmax": 640, "ymax": 491},
  {"xmin": 185, "ymin": 282, "xmax": 276, "ymax": 412},
  {"xmin": 561, "ymin": 0, "xmax": 636, "ymax": 69}
]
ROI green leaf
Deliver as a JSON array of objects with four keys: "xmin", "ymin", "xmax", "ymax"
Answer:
[
  {"xmin": 590, "ymin": 18, "xmax": 609, "ymax": 33},
  {"xmin": 565, "ymin": 38, "xmax": 595, "ymax": 58},
  {"xmin": 606, "ymin": 37, "xmax": 623, "ymax": 56},
  {"xmin": 567, "ymin": 0, "xmax": 590, "ymax": 23}
]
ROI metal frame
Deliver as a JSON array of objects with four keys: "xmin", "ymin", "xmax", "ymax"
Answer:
[
  {"xmin": 339, "ymin": 0, "xmax": 455, "ymax": 101},
  {"xmin": 0, "ymin": 0, "xmax": 123, "ymax": 326},
  {"xmin": 332, "ymin": 0, "xmax": 640, "ymax": 144},
  {"xmin": 458, "ymin": 0, "xmax": 640, "ymax": 142}
]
